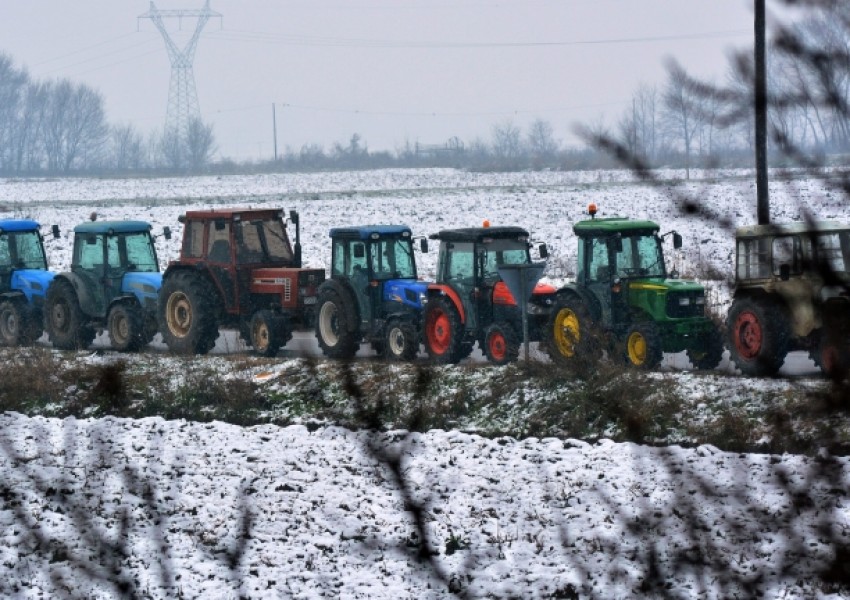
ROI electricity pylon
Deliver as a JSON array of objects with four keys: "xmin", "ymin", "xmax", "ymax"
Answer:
[{"xmin": 139, "ymin": 1, "xmax": 221, "ymax": 148}]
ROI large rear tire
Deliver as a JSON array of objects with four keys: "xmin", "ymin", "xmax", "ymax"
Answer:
[
  {"xmin": 45, "ymin": 279, "xmax": 95, "ymax": 350},
  {"xmin": 158, "ymin": 271, "xmax": 220, "ymax": 355},
  {"xmin": 315, "ymin": 287, "xmax": 359, "ymax": 359},
  {"xmin": 726, "ymin": 298, "xmax": 788, "ymax": 376},
  {"xmin": 423, "ymin": 295, "xmax": 465, "ymax": 364},
  {"xmin": 108, "ymin": 303, "xmax": 145, "ymax": 352}
]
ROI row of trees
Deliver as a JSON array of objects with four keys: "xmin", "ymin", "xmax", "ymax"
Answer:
[{"xmin": 0, "ymin": 53, "xmax": 215, "ymax": 174}]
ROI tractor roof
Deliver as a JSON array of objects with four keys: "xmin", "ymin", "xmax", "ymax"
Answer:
[
  {"xmin": 74, "ymin": 220, "xmax": 152, "ymax": 235},
  {"xmin": 329, "ymin": 225, "xmax": 412, "ymax": 240},
  {"xmin": 429, "ymin": 226, "xmax": 529, "ymax": 243},
  {"xmin": 573, "ymin": 217, "xmax": 660, "ymax": 237},
  {"xmin": 179, "ymin": 208, "xmax": 284, "ymax": 222},
  {"xmin": 0, "ymin": 219, "xmax": 41, "ymax": 233},
  {"xmin": 735, "ymin": 220, "xmax": 850, "ymax": 239}
]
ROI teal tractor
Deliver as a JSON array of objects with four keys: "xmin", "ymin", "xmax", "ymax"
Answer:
[
  {"xmin": 44, "ymin": 220, "xmax": 170, "ymax": 351},
  {"xmin": 0, "ymin": 219, "xmax": 59, "ymax": 346},
  {"xmin": 545, "ymin": 205, "xmax": 723, "ymax": 370},
  {"xmin": 315, "ymin": 225, "xmax": 428, "ymax": 360}
]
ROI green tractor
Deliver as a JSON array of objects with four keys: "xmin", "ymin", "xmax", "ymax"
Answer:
[
  {"xmin": 545, "ymin": 205, "xmax": 723, "ymax": 370},
  {"xmin": 44, "ymin": 220, "xmax": 169, "ymax": 351},
  {"xmin": 726, "ymin": 221, "xmax": 850, "ymax": 377}
]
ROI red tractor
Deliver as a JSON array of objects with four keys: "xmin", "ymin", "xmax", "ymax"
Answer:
[{"xmin": 157, "ymin": 208, "xmax": 324, "ymax": 356}]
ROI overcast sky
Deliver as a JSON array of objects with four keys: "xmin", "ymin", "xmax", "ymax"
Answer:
[{"xmin": 0, "ymin": 1, "xmax": 790, "ymax": 161}]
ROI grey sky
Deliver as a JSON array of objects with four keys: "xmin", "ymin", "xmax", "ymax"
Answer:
[{"xmin": 0, "ymin": 1, "xmax": 779, "ymax": 161}]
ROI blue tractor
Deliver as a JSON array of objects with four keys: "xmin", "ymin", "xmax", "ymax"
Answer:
[
  {"xmin": 44, "ymin": 220, "xmax": 170, "ymax": 351},
  {"xmin": 315, "ymin": 225, "xmax": 428, "ymax": 360},
  {"xmin": 0, "ymin": 219, "xmax": 59, "ymax": 346}
]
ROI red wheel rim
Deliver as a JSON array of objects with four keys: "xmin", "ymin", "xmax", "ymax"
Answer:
[
  {"xmin": 426, "ymin": 309, "xmax": 451, "ymax": 354},
  {"xmin": 734, "ymin": 311, "xmax": 762, "ymax": 359},
  {"xmin": 488, "ymin": 331, "xmax": 507, "ymax": 361}
]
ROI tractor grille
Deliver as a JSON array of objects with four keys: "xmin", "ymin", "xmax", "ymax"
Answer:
[{"xmin": 666, "ymin": 291, "xmax": 705, "ymax": 319}]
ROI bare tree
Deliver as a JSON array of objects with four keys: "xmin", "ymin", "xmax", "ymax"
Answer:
[
  {"xmin": 491, "ymin": 119, "xmax": 524, "ymax": 168},
  {"xmin": 662, "ymin": 64, "xmax": 703, "ymax": 179},
  {"xmin": 106, "ymin": 124, "xmax": 146, "ymax": 171},
  {"xmin": 185, "ymin": 118, "xmax": 216, "ymax": 170},
  {"xmin": 0, "ymin": 54, "xmax": 29, "ymax": 173},
  {"xmin": 526, "ymin": 118, "xmax": 559, "ymax": 168},
  {"xmin": 41, "ymin": 79, "xmax": 108, "ymax": 173}
]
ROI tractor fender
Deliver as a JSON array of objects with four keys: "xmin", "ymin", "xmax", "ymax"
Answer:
[
  {"xmin": 318, "ymin": 278, "xmax": 361, "ymax": 333},
  {"xmin": 553, "ymin": 284, "xmax": 601, "ymax": 322},
  {"xmin": 426, "ymin": 284, "xmax": 466, "ymax": 324},
  {"xmin": 9, "ymin": 269, "xmax": 56, "ymax": 302},
  {"xmin": 51, "ymin": 272, "xmax": 100, "ymax": 318}
]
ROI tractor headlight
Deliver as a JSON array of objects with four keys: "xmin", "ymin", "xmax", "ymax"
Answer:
[
  {"xmin": 695, "ymin": 296, "xmax": 705, "ymax": 305},
  {"xmin": 678, "ymin": 297, "xmax": 691, "ymax": 306},
  {"xmin": 419, "ymin": 292, "xmax": 428, "ymax": 305}
]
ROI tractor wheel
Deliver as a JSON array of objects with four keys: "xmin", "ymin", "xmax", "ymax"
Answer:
[
  {"xmin": 811, "ymin": 331, "xmax": 849, "ymax": 380},
  {"xmin": 545, "ymin": 295, "xmax": 600, "ymax": 367},
  {"xmin": 726, "ymin": 298, "xmax": 788, "ymax": 376},
  {"xmin": 622, "ymin": 322, "xmax": 663, "ymax": 370},
  {"xmin": 483, "ymin": 321, "xmax": 519, "ymax": 366},
  {"xmin": 250, "ymin": 310, "xmax": 289, "ymax": 357},
  {"xmin": 687, "ymin": 324, "xmax": 724, "ymax": 370},
  {"xmin": 424, "ymin": 296, "xmax": 465, "ymax": 364},
  {"xmin": 384, "ymin": 318, "xmax": 418, "ymax": 361},
  {"xmin": 458, "ymin": 343, "xmax": 475, "ymax": 360},
  {"xmin": 158, "ymin": 271, "xmax": 220, "ymax": 355},
  {"xmin": 45, "ymin": 279, "xmax": 95, "ymax": 350},
  {"xmin": 107, "ymin": 303, "xmax": 145, "ymax": 352},
  {"xmin": 315, "ymin": 287, "xmax": 359, "ymax": 359},
  {"xmin": 0, "ymin": 299, "xmax": 36, "ymax": 346}
]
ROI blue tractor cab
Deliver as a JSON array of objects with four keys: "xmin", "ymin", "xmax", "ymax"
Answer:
[
  {"xmin": 44, "ymin": 220, "xmax": 170, "ymax": 351},
  {"xmin": 315, "ymin": 225, "xmax": 428, "ymax": 360},
  {"xmin": 0, "ymin": 219, "xmax": 58, "ymax": 346}
]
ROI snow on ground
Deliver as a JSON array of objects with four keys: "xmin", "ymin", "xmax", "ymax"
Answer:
[
  {"xmin": 1, "ymin": 412, "xmax": 848, "ymax": 599},
  {"xmin": 1, "ymin": 168, "xmax": 849, "ymax": 597}
]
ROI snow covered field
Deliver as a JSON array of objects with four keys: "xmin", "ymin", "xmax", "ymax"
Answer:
[{"xmin": 1, "ymin": 168, "xmax": 849, "ymax": 597}]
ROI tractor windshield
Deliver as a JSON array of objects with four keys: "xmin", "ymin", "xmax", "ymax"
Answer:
[
  {"xmin": 480, "ymin": 238, "xmax": 530, "ymax": 281},
  {"xmin": 615, "ymin": 234, "xmax": 666, "ymax": 278},
  {"xmin": 0, "ymin": 230, "xmax": 47, "ymax": 271},
  {"xmin": 370, "ymin": 237, "xmax": 416, "ymax": 280},
  {"xmin": 815, "ymin": 230, "xmax": 850, "ymax": 274},
  {"xmin": 107, "ymin": 232, "xmax": 158, "ymax": 273},
  {"xmin": 237, "ymin": 219, "xmax": 294, "ymax": 264}
]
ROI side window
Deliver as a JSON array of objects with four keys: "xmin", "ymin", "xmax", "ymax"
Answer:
[
  {"xmin": 446, "ymin": 242, "xmax": 474, "ymax": 280},
  {"xmin": 349, "ymin": 241, "xmax": 367, "ymax": 276},
  {"xmin": 331, "ymin": 239, "xmax": 346, "ymax": 277},
  {"xmin": 14, "ymin": 233, "xmax": 46, "ymax": 269},
  {"xmin": 772, "ymin": 235, "xmax": 803, "ymax": 276},
  {"xmin": 126, "ymin": 234, "xmax": 157, "ymax": 272},
  {"xmin": 588, "ymin": 237, "xmax": 610, "ymax": 282},
  {"xmin": 737, "ymin": 238, "xmax": 771, "ymax": 279},
  {"xmin": 207, "ymin": 220, "xmax": 231, "ymax": 263},
  {"xmin": 77, "ymin": 235, "xmax": 105, "ymax": 272},
  {"xmin": 0, "ymin": 235, "xmax": 10, "ymax": 270},
  {"xmin": 183, "ymin": 221, "xmax": 204, "ymax": 258}
]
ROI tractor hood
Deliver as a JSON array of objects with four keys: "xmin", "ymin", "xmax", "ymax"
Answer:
[
  {"xmin": 10, "ymin": 269, "xmax": 55, "ymax": 300},
  {"xmin": 384, "ymin": 279, "xmax": 429, "ymax": 309},
  {"xmin": 122, "ymin": 272, "xmax": 163, "ymax": 305}
]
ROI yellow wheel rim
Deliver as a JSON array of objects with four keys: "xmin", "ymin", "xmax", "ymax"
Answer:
[
  {"xmin": 627, "ymin": 331, "xmax": 647, "ymax": 365},
  {"xmin": 553, "ymin": 307, "xmax": 580, "ymax": 357}
]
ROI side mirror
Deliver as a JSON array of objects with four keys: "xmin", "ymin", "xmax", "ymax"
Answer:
[
  {"xmin": 289, "ymin": 210, "xmax": 299, "ymax": 225},
  {"xmin": 420, "ymin": 239, "xmax": 429, "ymax": 253},
  {"xmin": 51, "ymin": 225, "xmax": 60, "ymax": 239},
  {"xmin": 538, "ymin": 243, "xmax": 549, "ymax": 259},
  {"xmin": 673, "ymin": 233, "xmax": 683, "ymax": 249},
  {"xmin": 163, "ymin": 226, "xmax": 172, "ymax": 241}
]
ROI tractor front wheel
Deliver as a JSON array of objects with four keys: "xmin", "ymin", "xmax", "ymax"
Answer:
[
  {"xmin": 811, "ymin": 331, "xmax": 849, "ymax": 380},
  {"xmin": 384, "ymin": 318, "xmax": 418, "ymax": 361},
  {"xmin": 687, "ymin": 324, "xmax": 724, "ymax": 370},
  {"xmin": 0, "ymin": 299, "xmax": 38, "ymax": 346},
  {"xmin": 483, "ymin": 321, "xmax": 519, "ymax": 366},
  {"xmin": 545, "ymin": 295, "xmax": 600, "ymax": 367},
  {"xmin": 622, "ymin": 322, "xmax": 663, "ymax": 370},
  {"xmin": 424, "ymin": 296, "xmax": 464, "ymax": 364},
  {"xmin": 315, "ymin": 287, "xmax": 359, "ymax": 359},
  {"xmin": 250, "ymin": 310, "xmax": 289, "ymax": 357},
  {"xmin": 158, "ymin": 271, "xmax": 220, "ymax": 355},
  {"xmin": 726, "ymin": 298, "xmax": 788, "ymax": 376},
  {"xmin": 108, "ymin": 303, "xmax": 145, "ymax": 352},
  {"xmin": 45, "ymin": 279, "xmax": 95, "ymax": 350}
]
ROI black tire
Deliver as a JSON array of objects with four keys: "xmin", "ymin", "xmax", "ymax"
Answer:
[
  {"xmin": 384, "ymin": 318, "xmax": 418, "ymax": 361},
  {"xmin": 107, "ymin": 303, "xmax": 145, "ymax": 352},
  {"xmin": 158, "ymin": 271, "xmax": 220, "ymax": 355},
  {"xmin": 45, "ymin": 279, "xmax": 95, "ymax": 351},
  {"xmin": 250, "ymin": 309, "xmax": 289, "ymax": 357},
  {"xmin": 726, "ymin": 297, "xmax": 789, "ymax": 376},
  {"xmin": 544, "ymin": 295, "xmax": 601, "ymax": 367},
  {"xmin": 622, "ymin": 322, "xmax": 663, "ymax": 370},
  {"xmin": 0, "ymin": 299, "xmax": 37, "ymax": 346},
  {"xmin": 423, "ymin": 295, "xmax": 465, "ymax": 364},
  {"xmin": 811, "ymin": 330, "xmax": 849, "ymax": 380},
  {"xmin": 315, "ymin": 287, "xmax": 359, "ymax": 359},
  {"xmin": 483, "ymin": 321, "xmax": 520, "ymax": 365},
  {"xmin": 687, "ymin": 323, "xmax": 724, "ymax": 370}
]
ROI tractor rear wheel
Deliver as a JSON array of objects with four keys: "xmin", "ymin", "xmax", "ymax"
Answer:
[
  {"xmin": 483, "ymin": 321, "xmax": 519, "ymax": 366},
  {"xmin": 545, "ymin": 295, "xmax": 600, "ymax": 368},
  {"xmin": 108, "ymin": 303, "xmax": 145, "ymax": 352},
  {"xmin": 384, "ymin": 318, "xmax": 418, "ymax": 361},
  {"xmin": 158, "ymin": 271, "xmax": 220, "ymax": 355},
  {"xmin": 250, "ymin": 310, "xmax": 289, "ymax": 357},
  {"xmin": 424, "ymin": 295, "xmax": 464, "ymax": 364},
  {"xmin": 0, "ymin": 299, "xmax": 37, "ymax": 346},
  {"xmin": 622, "ymin": 322, "xmax": 663, "ymax": 369},
  {"xmin": 45, "ymin": 279, "xmax": 95, "ymax": 350},
  {"xmin": 726, "ymin": 298, "xmax": 788, "ymax": 376},
  {"xmin": 687, "ymin": 324, "xmax": 724, "ymax": 370},
  {"xmin": 316, "ymin": 287, "xmax": 359, "ymax": 359}
]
